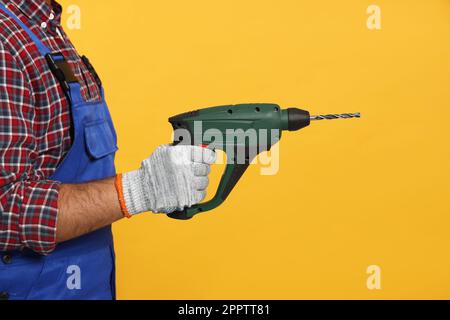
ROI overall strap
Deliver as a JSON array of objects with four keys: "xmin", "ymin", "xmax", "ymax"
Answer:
[{"xmin": 0, "ymin": 2, "xmax": 51, "ymax": 56}]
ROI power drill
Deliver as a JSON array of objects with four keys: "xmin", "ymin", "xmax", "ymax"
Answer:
[{"xmin": 167, "ymin": 103, "xmax": 360, "ymax": 220}]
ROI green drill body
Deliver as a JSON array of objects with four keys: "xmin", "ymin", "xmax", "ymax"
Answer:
[{"xmin": 167, "ymin": 103, "xmax": 358, "ymax": 220}]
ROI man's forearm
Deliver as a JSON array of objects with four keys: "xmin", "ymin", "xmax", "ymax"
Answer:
[{"xmin": 56, "ymin": 177, "xmax": 124, "ymax": 243}]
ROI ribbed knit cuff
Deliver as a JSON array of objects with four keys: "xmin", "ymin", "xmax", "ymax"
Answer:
[{"xmin": 121, "ymin": 169, "xmax": 151, "ymax": 215}]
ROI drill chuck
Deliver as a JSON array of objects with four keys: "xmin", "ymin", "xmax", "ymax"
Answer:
[{"xmin": 287, "ymin": 108, "xmax": 311, "ymax": 131}]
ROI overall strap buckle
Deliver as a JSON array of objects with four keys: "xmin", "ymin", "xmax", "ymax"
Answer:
[
  {"xmin": 45, "ymin": 53, "xmax": 78, "ymax": 95},
  {"xmin": 81, "ymin": 55, "xmax": 102, "ymax": 88},
  {"xmin": 45, "ymin": 53, "xmax": 78, "ymax": 141}
]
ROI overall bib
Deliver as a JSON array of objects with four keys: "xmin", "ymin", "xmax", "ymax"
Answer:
[{"xmin": 0, "ymin": 3, "xmax": 119, "ymax": 300}]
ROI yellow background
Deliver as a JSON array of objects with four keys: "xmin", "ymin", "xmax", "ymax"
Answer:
[{"xmin": 60, "ymin": 0, "xmax": 450, "ymax": 299}]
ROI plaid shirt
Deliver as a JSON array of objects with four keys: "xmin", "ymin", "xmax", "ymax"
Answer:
[{"xmin": 0, "ymin": 0, "xmax": 102, "ymax": 254}]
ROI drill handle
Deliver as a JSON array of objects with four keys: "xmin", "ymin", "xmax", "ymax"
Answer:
[{"xmin": 167, "ymin": 156, "xmax": 251, "ymax": 220}]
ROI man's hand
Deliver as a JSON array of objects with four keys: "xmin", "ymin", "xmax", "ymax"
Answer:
[
  {"xmin": 56, "ymin": 145, "xmax": 215, "ymax": 244},
  {"xmin": 121, "ymin": 145, "xmax": 216, "ymax": 215}
]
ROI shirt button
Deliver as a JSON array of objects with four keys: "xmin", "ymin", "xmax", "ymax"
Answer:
[
  {"xmin": 41, "ymin": 21, "xmax": 48, "ymax": 29},
  {"xmin": 49, "ymin": 13, "xmax": 55, "ymax": 20},
  {"xmin": 0, "ymin": 292, "xmax": 9, "ymax": 300},
  {"xmin": 1, "ymin": 254, "xmax": 12, "ymax": 264}
]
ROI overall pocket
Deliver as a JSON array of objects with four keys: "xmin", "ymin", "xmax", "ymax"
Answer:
[{"xmin": 84, "ymin": 119, "xmax": 118, "ymax": 160}]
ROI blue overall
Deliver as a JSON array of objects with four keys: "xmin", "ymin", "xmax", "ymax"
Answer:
[{"xmin": 0, "ymin": 3, "xmax": 118, "ymax": 300}]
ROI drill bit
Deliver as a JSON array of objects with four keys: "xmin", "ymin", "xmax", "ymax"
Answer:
[{"xmin": 310, "ymin": 112, "xmax": 361, "ymax": 121}]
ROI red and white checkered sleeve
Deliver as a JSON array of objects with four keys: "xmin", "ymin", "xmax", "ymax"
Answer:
[{"xmin": 0, "ymin": 40, "xmax": 60, "ymax": 255}]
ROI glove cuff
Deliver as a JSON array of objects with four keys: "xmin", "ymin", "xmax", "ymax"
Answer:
[
  {"xmin": 115, "ymin": 173, "xmax": 132, "ymax": 218},
  {"xmin": 121, "ymin": 169, "xmax": 153, "ymax": 215}
]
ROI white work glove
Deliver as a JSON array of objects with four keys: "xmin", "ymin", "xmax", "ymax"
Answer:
[{"xmin": 120, "ymin": 145, "xmax": 216, "ymax": 215}]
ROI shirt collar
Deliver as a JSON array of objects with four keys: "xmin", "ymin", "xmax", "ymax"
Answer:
[{"xmin": 9, "ymin": 0, "xmax": 62, "ymax": 32}]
